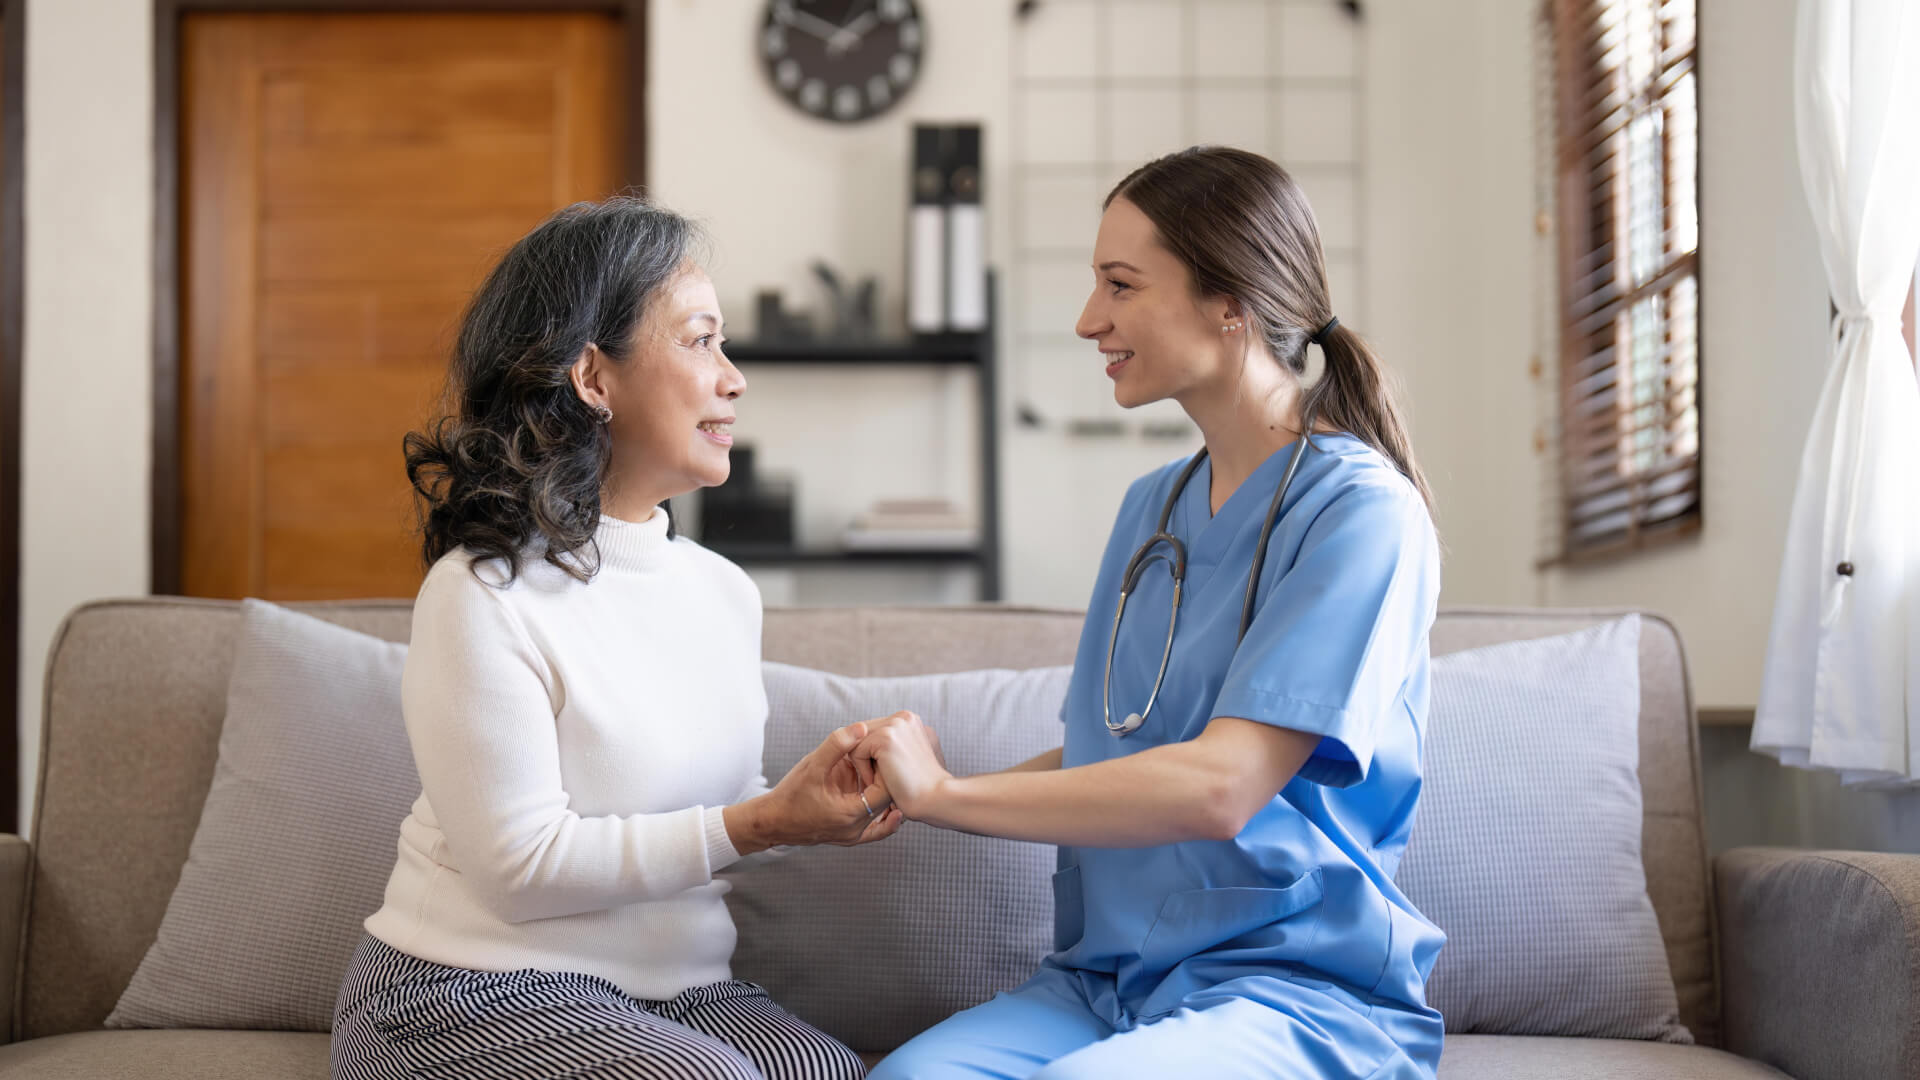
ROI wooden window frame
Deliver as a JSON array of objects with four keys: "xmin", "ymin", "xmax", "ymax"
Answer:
[
  {"xmin": 149, "ymin": 0, "xmax": 649, "ymax": 596},
  {"xmin": 1544, "ymin": 0, "xmax": 1702, "ymax": 566}
]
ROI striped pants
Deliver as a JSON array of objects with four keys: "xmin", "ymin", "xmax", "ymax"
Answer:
[{"xmin": 332, "ymin": 935, "xmax": 866, "ymax": 1080}]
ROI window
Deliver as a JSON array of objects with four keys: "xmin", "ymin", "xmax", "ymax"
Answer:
[{"xmin": 1542, "ymin": 0, "xmax": 1700, "ymax": 562}]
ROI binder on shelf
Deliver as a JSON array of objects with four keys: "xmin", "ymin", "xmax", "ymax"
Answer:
[
  {"xmin": 907, "ymin": 124, "xmax": 948, "ymax": 335},
  {"xmin": 945, "ymin": 124, "xmax": 987, "ymax": 332}
]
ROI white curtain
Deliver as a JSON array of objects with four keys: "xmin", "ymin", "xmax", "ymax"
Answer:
[{"xmin": 1752, "ymin": 0, "xmax": 1920, "ymax": 785}]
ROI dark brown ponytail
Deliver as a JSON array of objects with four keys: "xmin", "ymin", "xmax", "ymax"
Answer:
[
  {"xmin": 1302, "ymin": 322, "xmax": 1433, "ymax": 511},
  {"xmin": 1107, "ymin": 147, "xmax": 1433, "ymax": 512}
]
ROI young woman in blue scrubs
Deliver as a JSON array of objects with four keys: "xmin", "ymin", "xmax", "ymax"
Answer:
[{"xmin": 852, "ymin": 147, "xmax": 1445, "ymax": 1079}]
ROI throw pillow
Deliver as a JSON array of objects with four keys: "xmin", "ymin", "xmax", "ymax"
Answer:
[
  {"xmin": 106, "ymin": 599, "xmax": 415, "ymax": 1030},
  {"xmin": 723, "ymin": 662, "xmax": 1070, "ymax": 1052},
  {"xmin": 1395, "ymin": 615, "xmax": 1690, "ymax": 1042}
]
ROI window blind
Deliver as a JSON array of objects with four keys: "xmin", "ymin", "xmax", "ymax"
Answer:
[{"xmin": 1544, "ymin": 0, "xmax": 1700, "ymax": 562}]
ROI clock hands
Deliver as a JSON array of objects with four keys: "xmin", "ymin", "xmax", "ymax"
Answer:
[
  {"xmin": 765, "ymin": 0, "xmax": 916, "ymax": 121},
  {"xmin": 775, "ymin": 2, "xmax": 886, "ymax": 57},
  {"xmin": 774, "ymin": 6, "xmax": 853, "ymax": 44},
  {"xmin": 829, "ymin": 11, "xmax": 879, "ymax": 55}
]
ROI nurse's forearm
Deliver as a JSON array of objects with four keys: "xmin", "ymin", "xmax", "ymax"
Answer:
[{"xmin": 922, "ymin": 743, "xmax": 1230, "ymax": 847}]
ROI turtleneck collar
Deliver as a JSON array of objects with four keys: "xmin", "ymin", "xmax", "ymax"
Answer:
[{"xmin": 592, "ymin": 506, "xmax": 673, "ymax": 572}]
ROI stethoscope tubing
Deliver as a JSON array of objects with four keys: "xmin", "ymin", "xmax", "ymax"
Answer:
[{"xmin": 1103, "ymin": 413, "xmax": 1318, "ymax": 737}]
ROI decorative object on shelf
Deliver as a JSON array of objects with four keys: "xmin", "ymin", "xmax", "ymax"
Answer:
[
  {"xmin": 945, "ymin": 124, "xmax": 987, "ymax": 332},
  {"xmin": 754, "ymin": 289, "xmax": 814, "ymax": 342},
  {"xmin": 908, "ymin": 122, "xmax": 987, "ymax": 334},
  {"xmin": 908, "ymin": 124, "xmax": 947, "ymax": 334},
  {"xmin": 810, "ymin": 261, "xmax": 879, "ymax": 340},
  {"xmin": 699, "ymin": 445, "xmax": 796, "ymax": 549},
  {"xmin": 843, "ymin": 497, "xmax": 978, "ymax": 551},
  {"xmin": 760, "ymin": 0, "xmax": 924, "ymax": 124}
]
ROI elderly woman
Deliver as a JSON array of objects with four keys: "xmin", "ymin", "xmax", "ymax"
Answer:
[{"xmin": 331, "ymin": 197, "xmax": 899, "ymax": 1080}]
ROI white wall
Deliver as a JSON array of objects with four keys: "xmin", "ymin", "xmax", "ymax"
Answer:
[
  {"xmin": 1364, "ymin": 0, "xmax": 1543, "ymax": 612},
  {"xmin": 17, "ymin": 0, "xmax": 153, "ymax": 829}
]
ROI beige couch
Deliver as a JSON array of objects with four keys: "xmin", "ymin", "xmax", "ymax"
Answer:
[{"xmin": 0, "ymin": 598, "xmax": 1913, "ymax": 1078}]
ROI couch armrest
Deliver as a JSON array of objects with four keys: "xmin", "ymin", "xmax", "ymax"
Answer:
[
  {"xmin": 1717, "ymin": 847, "xmax": 1920, "ymax": 1080},
  {"xmin": 0, "ymin": 834, "xmax": 27, "ymax": 1045}
]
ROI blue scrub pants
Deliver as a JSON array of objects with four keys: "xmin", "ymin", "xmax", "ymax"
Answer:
[{"xmin": 868, "ymin": 966, "xmax": 1436, "ymax": 1080}]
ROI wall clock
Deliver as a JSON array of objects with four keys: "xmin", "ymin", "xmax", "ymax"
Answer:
[{"xmin": 760, "ymin": 0, "xmax": 924, "ymax": 123}]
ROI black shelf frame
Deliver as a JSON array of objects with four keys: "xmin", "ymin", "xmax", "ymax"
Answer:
[
  {"xmin": 720, "ymin": 334, "xmax": 984, "ymax": 366},
  {"xmin": 712, "ymin": 281, "xmax": 1001, "ymax": 601}
]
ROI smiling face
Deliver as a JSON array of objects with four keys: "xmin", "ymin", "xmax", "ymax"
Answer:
[
  {"xmin": 1075, "ymin": 197, "xmax": 1241, "ymax": 410},
  {"xmin": 576, "ymin": 264, "xmax": 745, "ymax": 514}
]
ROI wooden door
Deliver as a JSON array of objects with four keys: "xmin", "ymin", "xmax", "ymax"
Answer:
[{"xmin": 180, "ymin": 12, "xmax": 622, "ymax": 600}]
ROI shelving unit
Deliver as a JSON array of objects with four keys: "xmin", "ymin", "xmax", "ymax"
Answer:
[{"xmin": 703, "ymin": 286, "xmax": 1001, "ymax": 602}]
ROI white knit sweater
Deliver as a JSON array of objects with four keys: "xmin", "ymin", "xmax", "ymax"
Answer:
[{"xmin": 363, "ymin": 508, "xmax": 769, "ymax": 1000}]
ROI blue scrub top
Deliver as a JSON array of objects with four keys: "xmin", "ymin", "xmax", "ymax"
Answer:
[{"xmin": 1051, "ymin": 432, "xmax": 1445, "ymax": 1033}]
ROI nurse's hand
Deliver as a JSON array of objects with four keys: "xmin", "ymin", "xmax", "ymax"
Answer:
[
  {"xmin": 851, "ymin": 714, "xmax": 952, "ymax": 820},
  {"xmin": 726, "ymin": 723, "xmax": 905, "ymax": 853},
  {"xmin": 849, "ymin": 711, "xmax": 944, "ymax": 790}
]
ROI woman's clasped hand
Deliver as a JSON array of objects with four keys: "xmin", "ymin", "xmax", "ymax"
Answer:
[{"xmin": 735, "ymin": 723, "xmax": 909, "ymax": 853}]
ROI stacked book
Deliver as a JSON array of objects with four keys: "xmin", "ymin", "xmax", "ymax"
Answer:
[{"xmin": 842, "ymin": 498, "xmax": 978, "ymax": 551}]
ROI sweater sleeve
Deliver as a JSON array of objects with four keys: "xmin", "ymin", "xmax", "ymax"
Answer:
[
  {"xmin": 707, "ymin": 560, "xmax": 778, "ymax": 872},
  {"xmin": 402, "ymin": 562, "xmax": 724, "ymax": 923},
  {"xmin": 708, "ymin": 772, "xmax": 794, "ymax": 872}
]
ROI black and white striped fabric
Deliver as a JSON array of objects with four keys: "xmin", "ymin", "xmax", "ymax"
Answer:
[{"xmin": 332, "ymin": 936, "xmax": 866, "ymax": 1080}]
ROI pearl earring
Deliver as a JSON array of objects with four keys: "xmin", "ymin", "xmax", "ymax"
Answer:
[
  {"xmin": 1222, "ymin": 321, "xmax": 1242, "ymax": 333},
  {"xmin": 592, "ymin": 403, "xmax": 613, "ymax": 424}
]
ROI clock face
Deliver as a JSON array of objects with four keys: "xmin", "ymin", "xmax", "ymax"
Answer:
[{"xmin": 760, "ymin": 0, "xmax": 924, "ymax": 124}]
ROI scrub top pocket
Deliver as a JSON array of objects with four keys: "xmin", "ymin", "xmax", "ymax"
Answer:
[
  {"xmin": 1137, "ymin": 870, "xmax": 1325, "ymax": 975},
  {"xmin": 1051, "ymin": 864, "xmax": 1085, "ymax": 952}
]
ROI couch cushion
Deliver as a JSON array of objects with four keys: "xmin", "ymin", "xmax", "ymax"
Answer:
[
  {"xmin": 1431, "ymin": 610, "xmax": 1715, "ymax": 1046},
  {"xmin": 1399, "ymin": 617, "xmax": 1687, "ymax": 1042},
  {"xmin": 23, "ymin": 599, "xmax": 415, "ymax": 1040},
  {"xmin": 105, "ymin": 601, "xmax": 415, "ymax": 1031},
  {"xmin": 722, "ymin": 662, "xmax": 1071, "ymax": 1052},
  {"xmin": 1436, "ymin": 1035, "xmax": 1787, "ymax": 1079},
  {"xmin": 0, "ymin": 1030, "xmax": 330, "ymax": 1079}
]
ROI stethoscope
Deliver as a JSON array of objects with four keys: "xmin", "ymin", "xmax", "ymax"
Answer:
[{"xmin": 1102, "ymin": 413, "xmax": 1319, "ymax": 737}]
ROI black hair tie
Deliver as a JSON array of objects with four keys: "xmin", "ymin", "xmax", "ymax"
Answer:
[{"xmin": 1310, "ymin": 316, "xmax": 1340, "ymax": 347}]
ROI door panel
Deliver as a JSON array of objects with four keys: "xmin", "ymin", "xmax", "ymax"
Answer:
[{"xmin": 181, "ymin": 12, "xmax": 622, "ymax": 600}]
